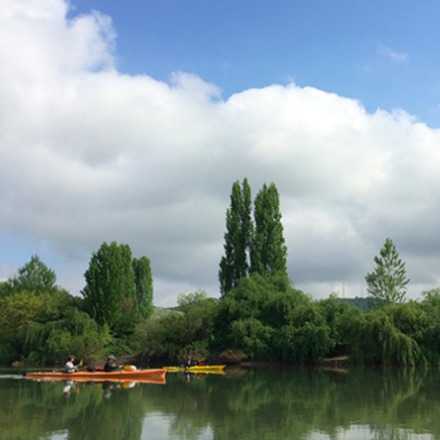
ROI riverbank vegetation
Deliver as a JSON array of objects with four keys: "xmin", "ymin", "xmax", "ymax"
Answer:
[{"xmin": 1, "ymin": 180, "xmax": 439, "ymax": 367}]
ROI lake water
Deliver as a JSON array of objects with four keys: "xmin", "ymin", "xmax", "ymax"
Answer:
[{"xmin": 1, "ymin": 368, "xmax": 439, "ymax": 440}]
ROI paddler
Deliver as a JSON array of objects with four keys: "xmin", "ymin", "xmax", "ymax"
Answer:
[
  {"xmin": 104, "ymin": 354, "xmax": 120, "ymax": 372},
  {"xmin": 64, "ymin": 356, "xmax": 77, "ymax": 373}
]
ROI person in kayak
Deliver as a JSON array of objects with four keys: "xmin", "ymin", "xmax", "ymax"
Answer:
[
  {"xmin": 85, "ymin": 359, "xmax": 96, "ymax": 372},
  {"xmin": 104, "ymin": 354, "xmax": 120, "ymax": 372},
  {"xmin": 64, "ymin": 356, "xmax": 77, "ymax": 373},
  {"xmin": 185, "ymin": 356, "xmax": 200, "ymax": 369}
]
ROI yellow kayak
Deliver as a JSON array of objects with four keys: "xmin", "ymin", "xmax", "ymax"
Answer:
[
  {"xmin": 163, "ymin": 367, "xmax": 183, "ymax": 373},
  {"xmin": 163, "ymin": 365, "xmax": 226, "ymax": 373},
  {"xmin": 187, "ymin": 365, "xmax": 225, "ymax": 372}
]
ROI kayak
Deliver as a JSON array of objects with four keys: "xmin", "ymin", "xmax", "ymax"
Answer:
[
  {"xmin": 163, "ymin": 365, "xmax": 225, "ymax": 373},
  {"xmin": 164, "ymin": 368, "xmax": 225, "ymax": 376},
  {"xmin": 25, "ymin": 368, "xmax": 166, "ymax": 382},
  {"xmin": 26, "ymin": 376, "xmax": 166, "ymax": 385},
  {"xmin": 187, "ymin": 365, "xmax": 225, "ymax": 372}
]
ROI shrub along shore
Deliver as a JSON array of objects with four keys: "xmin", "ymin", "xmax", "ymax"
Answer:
[{"xmin": 1, "ymin": 179, "xmax": 439, "ymax": 368}]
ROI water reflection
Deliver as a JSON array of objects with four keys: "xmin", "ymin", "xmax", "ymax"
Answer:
[{"xmin": 0, "ymin": 368, "xmax": 439, "ymax": 440}]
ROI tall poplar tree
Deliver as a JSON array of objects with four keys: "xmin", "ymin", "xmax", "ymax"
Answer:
[
  {"xmin": 365, "ymin": 238, "xmax": 409, "ymax": 303},
  {"xmin": 240, "ymin": 178, "xmax": 253, "ymax": 277},
  {"xmin": 132, "ymin": 256, "xmax": 153, "ymax": 317},
  {"xmin": 82, "ymin": 242, "xmax": 136, "ymax": 333},
  {"xmin": 250, "ymin": 183, "xmax": 287, "ymax": 276},
  {"xmin": 219, "ymin": 178, "xmax": 253, "ymax": 295}
]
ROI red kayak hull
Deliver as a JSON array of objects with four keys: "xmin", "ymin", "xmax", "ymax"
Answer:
[{"xmin": 25, "ymin": 368, "xmax": 166, "ymax": 383}]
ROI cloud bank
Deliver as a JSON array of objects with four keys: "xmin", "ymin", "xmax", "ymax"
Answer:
[{"xmin": 1, "ymin": 0, "xmax": 440, "ymax": 305}]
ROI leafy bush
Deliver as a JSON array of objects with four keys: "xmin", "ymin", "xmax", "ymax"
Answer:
[
  {"xmin": 0, "ymin": 290, "xmax": 110, "ymax": 365},
  {"xmin": 214, "ymin": 274, "xmax": 333, "ymax": 363},
  {"xmin": 349, "ymin": 310, "xmax": 423, "ymax": 366},
  {"xmin": 134, "ymin": 291, "xmax": 218, "ymax": 364},
  {"xmin": 230, "ymin": 318, "xmax": 274, "ymax": 359}
]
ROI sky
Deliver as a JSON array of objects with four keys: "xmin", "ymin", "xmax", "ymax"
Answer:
[
  {"xmin": 69, "ymin": 0, "xmax": 440, "ymax": 125},
  {"xmin": 1, "ymin": 0, "xmax": 440, "ymax": 305}
]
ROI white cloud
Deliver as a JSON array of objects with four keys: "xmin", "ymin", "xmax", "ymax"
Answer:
[
  {"xmin": 377, "ymin": 44, "xmax": 408, "ymax": 63},
  {"xmin": 1, "ymin": 0, "xmax": 439, "ymax": 305}
]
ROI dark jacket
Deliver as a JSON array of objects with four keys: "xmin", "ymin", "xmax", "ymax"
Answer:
[{"xmin": 104, "ymin": 360, "xmax": 119, "ymax": 372}]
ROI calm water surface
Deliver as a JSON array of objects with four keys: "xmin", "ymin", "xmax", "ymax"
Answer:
[{"xmin": 1, "ymin": 368, "xmax": 439, "ymax": 440}]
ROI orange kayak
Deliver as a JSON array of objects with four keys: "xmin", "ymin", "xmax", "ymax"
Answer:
[{"xmin": 25, "ymin": 368, "xmax": 166, "ymax": 383}]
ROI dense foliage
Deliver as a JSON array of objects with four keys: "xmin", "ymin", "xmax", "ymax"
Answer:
[
  {"xmin": 2, "ymin": 251, "xmax": 440, "ymax": 367},
  {"xmin": 0, "ymin": 290, "xmax": 110, "ymax": 365},
  {"xmin": 0, "ymin": 256, "xmax": 110, "ymax": 366},
  {"xmin": 134, "ymin": 291, "xmax": 218, "ymax": 364}
]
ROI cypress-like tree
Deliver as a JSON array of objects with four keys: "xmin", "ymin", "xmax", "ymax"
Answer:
[
  {"xmin": 82, "ymin": 242, "xmax": 136, "ymax": 332},
  {"xmin": 132, "ymin": 256, "xmax": 154, "ymax": 317},
  {"xmin": 250, "ymin": 183, "xmax": 287, "ymax": 276},
  {"xmin": 219, "ymin": 178, "xmax": 253, "ymax": 295},
  {"xmin": 365, "ymin": 238, "xmax": 409, "ymax": 304}
]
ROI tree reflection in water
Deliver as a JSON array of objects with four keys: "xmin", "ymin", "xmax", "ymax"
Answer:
[{"xmin": 1, "ymin": 368, "xmax": 440, "ymax": 440}]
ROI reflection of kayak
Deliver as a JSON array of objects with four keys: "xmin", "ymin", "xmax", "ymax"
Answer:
[
  {"xmin": 186, "ymin": 370, "xmax": 225, "ymax": 376},
  {"xmin": 163, "ymin": 365, "xmax": 226, "ymax": 373},
  {"xmin": 25, "ymin": 368, "xmax": 166, "ymax": 383},
  {"xmin": 31, "ymin": 376, "xmax": 166, "ymax": 385}
]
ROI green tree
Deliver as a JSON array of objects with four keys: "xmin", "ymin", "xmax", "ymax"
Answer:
[
  {"xmin": 318, "ymin": 295, "xmax": 360, "ymax": 355},
  {"xmin": 132, "ymin": 256, "xmax": 153, "ymax": 318},
  {"xmin": 0, "ymin": 281, "xmax": 10, "ymax": 296},
  {"xmin": 348, "ymin": 309, "xmax": 422, "ymax": 366},
  {"xmin": 3, "ymin": 255, "xmax": 57, "ymax": 294},
  {"xmin": 82, "ymin": 242, "xmax": 136, "ymax": 334},
  {"xmin": 250, "ymin": 183, "xmax": 287, "ymax": 276},
  {"xmin": 214, "ymin": 273, "xmax": 331, "ymax": 362},
  {"xmin": 419, "ymin": 289, "xmax": 440, "ymax": 363},
  {"xmin": 365, "ymin": 238, "xmax": 409, "ymax": 304},
  {"xmin": 230, "ymin": 318, "xmax": 274, "ymax": 359},
  {"xmin": 135, "ymin": 291, "xmax": 218, "ymax": 364},
  {"xmin": 0, "ymin": 290, "xmax": 110, "ymax": 365},
  {"xmin": 219, "ymin": 178, "xmax": 253, "ymax": 295}
]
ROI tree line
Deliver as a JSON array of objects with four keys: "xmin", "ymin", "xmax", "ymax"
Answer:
[
  {"xmin": 0, "ymin": 178, "xmax": 438, "ymax": 367},
  {"xmin": 0, "ymin": 244, "xmax": 154, "ymax": 365}
]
